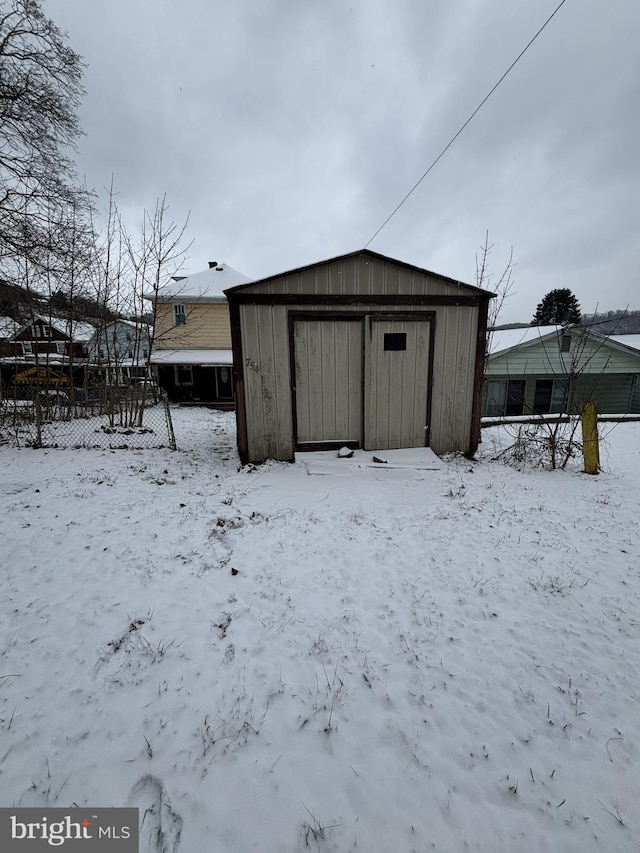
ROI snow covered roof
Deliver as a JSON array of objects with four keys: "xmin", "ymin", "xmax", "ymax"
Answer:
[
  {"xmin": 489, "ymin": 327, "xmax": 640, "ymax": 358},
  {"xmin": 51, "ymin": 319, "xmax": 96, "ymax": 342},
  {"xmin": 149, "ymin": 263, "xmax": 252, "ymax": 303},
  {"xmin": 149, "ymin": 348, "xmax": 233, "ymax": 366},
  {"xmin": 609, "ymin": 334, "xmax": 640, "ymax": 353},
  {"xmin": 488, "ymin": 326, "xmax": 561, "ymax": 356},
  {"xmin": 4, "ymin": 315, "xmax": 96, "ymax": 342}
]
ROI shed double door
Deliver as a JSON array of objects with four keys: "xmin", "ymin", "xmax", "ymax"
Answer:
[{"xmin": 293, "ymin": 314, "xmax": 431, "ymax": 450}]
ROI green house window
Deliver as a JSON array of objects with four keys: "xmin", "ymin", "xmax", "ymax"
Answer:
[
  {"xmin": 533, "ymin": 379, "xmax": 568, "ymax": 414},
  {"xmin": 486, "ymin": 379, "xmax": 526, "ymax": 417}
]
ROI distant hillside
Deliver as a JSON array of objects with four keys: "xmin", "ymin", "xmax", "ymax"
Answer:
[
  {"xmin": 581, "ymin": 310, "xmax": 640, "ymax": 335},
  {"xmin": 0, "ymin": 280, "xmax": 46, "ymax": 319},
  {"xmin": 492, "ymin": 312, "xmax": 640, "ymax": 335},
  {"xmin": 0, "ymin": 280, "xmax": 119, "ymax": 326}
]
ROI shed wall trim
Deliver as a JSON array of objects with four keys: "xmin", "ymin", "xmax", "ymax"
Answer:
[
  {"xmin": 287, "ymin": 310, "xmax": 437, "ymax": 453},
  {"xmin": 470, "ymin": 298, "xmax": 489, "ymax": 455},
  {"xmin": 228, "ymin": 293, "xmax": 482, "ymax": 307},
  {"xmin": 229, "ymin": 300, "xmax": 249, "ymax": 465}
]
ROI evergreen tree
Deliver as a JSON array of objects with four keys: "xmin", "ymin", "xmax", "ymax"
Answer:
[{"xmin": 531, "ymin": 288, "xmax": 581, "ymax": 325}]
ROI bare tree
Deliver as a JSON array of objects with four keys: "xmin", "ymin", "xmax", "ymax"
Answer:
[
  {"xmin": 0, "ymin": 0, "xmax": 88, "ymax": 278},
  {"xmin": 87, "ymin": 187, "xmax": 190, "ymax": 426},
  {"xmin": 126, "ymin": 195, "xmax": 191, "ymax": 422},
  {"xmin": 487, "ymin": 323, "xmax": 625, "ymax": 471},
  {"xmin": 475, "ymin": 232, "xmax": 516, "ymax": 331}
]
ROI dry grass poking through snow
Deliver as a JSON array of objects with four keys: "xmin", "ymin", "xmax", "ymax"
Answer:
[{"xmin": 1, "ymin": 408, "xmax": 639, "ymax": 852}]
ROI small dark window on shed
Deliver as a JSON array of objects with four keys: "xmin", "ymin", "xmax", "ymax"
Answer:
[
  {"xmin": 384, "ymin": 332, "xmax": 407, "ymax": 351},
  {"xmin": 561, "ymin": 334, "xmax": 571, "ymax": 353}
]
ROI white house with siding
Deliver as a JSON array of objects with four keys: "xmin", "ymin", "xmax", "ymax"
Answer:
[
  {"xmin": 86, "ymin": 320, "xmax": 152, "ymax": 385},
  {"xmin": 484, "ymin": 326, "xmax": 640, "ymax": 417},
  {"xmin": 225, "ymin": 249, "xmax": 494, "ymax": 465}
]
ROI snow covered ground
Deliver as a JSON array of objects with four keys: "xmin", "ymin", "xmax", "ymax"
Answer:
[{"xmin": 1, "ymin": 407, "xmax": 639, "ymax": 852}]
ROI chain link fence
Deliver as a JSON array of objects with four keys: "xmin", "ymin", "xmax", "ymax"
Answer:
[{"xmin": 0, "ymin": 385, "xmax": 177, "ymax": 449}]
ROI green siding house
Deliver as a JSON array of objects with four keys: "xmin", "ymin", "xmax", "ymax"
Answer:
[{"xmin": 483, "ymin": 326, "xmax": 640, "ymax": 417}]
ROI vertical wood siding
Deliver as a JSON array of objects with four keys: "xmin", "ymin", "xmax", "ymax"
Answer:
[
  {"xmin": 428, "ymin": 305, "xmax": 478, "ymax": 453},
  {"xmin": 241, "ymin": 301, "xmax": 480, "ymax": 461},
  {"xmin": 240, "ymin": 254, "xmax": 474, "ymax": 298},
  {"xmin": 294, "ymin": 319, "xmax": 363, "ymax": 443},
  {"xmin": 241, "ymin": 305, "xmax": 296, "ymax": 462},
  {"xmin": 364, "ymin": 316, "xmax": 430, "ymax": 449}
]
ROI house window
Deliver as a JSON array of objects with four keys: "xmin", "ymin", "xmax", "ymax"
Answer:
[
  {"xmin": 42, "ymin": 325, "xmax": 51, "ymax": 338},
  {"xmin": 173, "ymin": 304, "xmax": 186, "ymax": 326},
  {"xmin": 561, "ymin": 335, "xmax": 571, "ymax": 353},
  {"xmin": 486, "ymin": 379, "xmax": 526, "ymax": 417},
  {"xmin": 175, "ymin": 364, "xmax": 193, "ymax": 386},
  {"xmin": 533, "ymin": 379, "xmax": 569, "ymax": 414},
  {"xmin": 55, "ymin": 341, "xmax": 66, "ymax": 355},
  {"xmin": 22, "ymin": 341, "xmax": 33, "ymax": 355}
]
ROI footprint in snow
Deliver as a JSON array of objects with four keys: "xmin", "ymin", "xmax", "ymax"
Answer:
[{"xmin": 128, "ymin": 775, "xmax": 182, "ymax": 853}]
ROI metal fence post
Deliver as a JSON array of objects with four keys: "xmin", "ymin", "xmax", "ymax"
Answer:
[{"xmin": 163, "ymin": 394, "xmax": 177, "ymax": 451}]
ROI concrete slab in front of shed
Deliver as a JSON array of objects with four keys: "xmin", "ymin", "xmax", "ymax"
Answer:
[{"xmin": 296, "ymin": 447, "xmax": 442, "ymax": 477}]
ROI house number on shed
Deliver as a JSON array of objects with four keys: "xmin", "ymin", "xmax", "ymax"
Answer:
[{"xmin": 245, "ymin": 357, "xmax": 260, "ymax": 372}]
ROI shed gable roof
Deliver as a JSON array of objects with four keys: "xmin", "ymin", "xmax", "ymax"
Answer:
[{"xmin": 224, "ymin": 249, "xmax": 494, "ymax": 300}]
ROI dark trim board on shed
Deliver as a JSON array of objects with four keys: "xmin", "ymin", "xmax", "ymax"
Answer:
[
  {"xmin": 289, "ymin": 312, "xmax": 365, "ymax": 448},
  {"xmin": 230, "ymin": 293, "xmax": 482, "ymax": 307},
  {"xmin": 365, "ymin": 313, "xmax": 435, "ymax": 451},
  {"xmin": 289, "ymin": 311, "xmax": 435, "ymax": 452}
]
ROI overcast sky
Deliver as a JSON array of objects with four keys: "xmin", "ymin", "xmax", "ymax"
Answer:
[{"xmin": 46, "ymin": 0, "xmax": 640, "ymax": 323}]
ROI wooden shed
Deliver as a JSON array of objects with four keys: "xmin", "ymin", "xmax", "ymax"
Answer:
[{"xmin": 225, "ymin": 250, "xmax": 494, "ymax": 464}]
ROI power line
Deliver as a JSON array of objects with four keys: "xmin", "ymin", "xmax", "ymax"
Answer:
[{"xmin": 364, "ymin": 0, "xmax": 569, "ymax": 249}]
